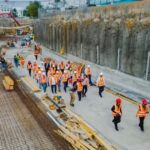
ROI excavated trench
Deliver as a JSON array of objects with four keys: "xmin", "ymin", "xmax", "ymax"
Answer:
[{"xmin": 0, "ymin": 71, "xmax": 73, "ymax": 150}]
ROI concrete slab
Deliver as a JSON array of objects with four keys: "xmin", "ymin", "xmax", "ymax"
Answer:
[{"xmin": 4, "ymin": 43, "xmax": 150, "ymax": 150}]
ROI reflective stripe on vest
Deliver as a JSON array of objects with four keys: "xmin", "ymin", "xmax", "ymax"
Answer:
[
  {"xmin": 73, "ymin": 74, "xmax": 77, "ymax": 83},
  {"xmin": 112, "ymin": 105, "xmax": 122, "ymax": 117},
  {"xmin": 42, "ymin": 76, "xmax": 47, "ymax": 84},
  {"xmin": 62, "ymin": 74, "xmax": 68, "ymax": 82},
  {"xmin": 77, "ymin": 82, "xmax": 83, "ymax": 92},
  {"xmin": 137, "ymin": 104, "xmax": 149, "ymax": 117},
  {"xmin": 98, "ymin": 77, "xmax": 105, "ymax": 86},
  {"xmin": 87, "ymin": 68, "xmax": 91, "ymax": 75}
]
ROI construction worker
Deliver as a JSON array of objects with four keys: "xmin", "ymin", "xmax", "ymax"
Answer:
[
  {"xmin": 69, "ymin": 82, "xmax": 77, "ymax": 107},
  {"xmin": 77, "ymin": 78, "xmax": 83, "ymax": 101},
  {"xmin": 41, "ymin": 72, "xmax": 47, "ymax": 93},
  {"xmin": 55, "ymin": 70, "xmax": 62, "ymax": 92},
  {"xmin": 27, "ymin": 61, "xmax": 32, "ymax": 77},
  {"xmin": 85, "ymin": 65, "xmax": 92, "ymax": 85},
  {"xmin": 82, "ymin": 75, "xmax": 88, "ymax": 97},
  {"xmin": 44, "ymin": 61, "xmax": 50, "ymax": 76},
  {"xmin": 96, "ymin": 73, "xmax": 105, "ymax": 98},
  {"xmin": 35, "ymin": 65, "xmax": 41, "ymax": 82},
  {"xmin": 37, "ymin": 71, "xmax": 42, "ymax": 89},
  {"xmin": 49, "ymin": 74, "xmax": 57, "ymax": 94},
  {"xmin": 20, "ymin": 56, "xmax": 25, "ymax": 68},
  {"xmin": 136, "ymin": 99, "xmax": 149, "ymax": 131},
  {"xmin": 33, "ymin": 60, "xmax": 37, "ymax": 78},
  {"xmin": 111, "ymin": 98, "xmax": 122, "ymax": 131},
  {"xmin": 34, "ymin": 45, "xmax": 39, "ymax": 60},
  {"xmin": 60, "ymin": 61, "xmax": 65, "ymax": 73},
  {"xmin": 72, "ymin": 71, "xmax": 78, "ymax": 86},
  {"xmin": 62, "ymin": 70, "xmax": 68, "ymax": 92}
]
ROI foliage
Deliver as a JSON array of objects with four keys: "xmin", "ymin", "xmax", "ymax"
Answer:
[
  {"xmin": 24, "ymin": 1, "xmax": 42, "ymax": 18},
  {"xmin": 12, "ymin": 8, "xmax": 18, "ymax": 17}
]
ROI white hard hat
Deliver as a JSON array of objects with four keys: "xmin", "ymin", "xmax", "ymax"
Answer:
[
  {"xmin": 57, "ymin": 67, "xmax": 60, "ymax": 70},
  {"xmin": 42, "ymin": 72, "xmax": 46, "ymax": 75},
  {"xmin": 64, "ymin": 70, "xmax": 67, "ymax": 73},
  {"xmin": 41, "ymin": 61, "xmax": 44, "ymax": 64},
  {"xmin": 87, "ymin": 65, "xmax": 90, "ymax": 68},
  {"xmin": 100, "ymin": 72, "xmax": 103, "ymax": 76},
  {"xmin": 38, "ymin": 71, "xmax": 41, "ymax": 74},
  {"xmin": 74, "ymin": 71, "xmax": 77, "ymax": 74},
  {"xmin": 38, "ymin": 65, "xmax": 41, "ymax": 68}
]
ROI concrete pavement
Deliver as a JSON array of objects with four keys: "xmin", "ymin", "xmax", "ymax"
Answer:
[{"xmin": 4, "ymin": 43, "xmax": 150, "ymax": 150}]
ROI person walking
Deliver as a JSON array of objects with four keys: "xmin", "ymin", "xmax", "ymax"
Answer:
[
  {"xmin": 111, "ymin": 98, "xmax": 122, "ymax": 131},
  {"xmin": 41, "ymin": 72, "xmax": 47, "ymax": 93},
  {"xmin": 62, "ymin": 70, "xmax": 68, "ymax": 93},
  {"xmin": 49, "ymin": 75, "xmax": 57, "ymax": 94},
  {"xmin": 77, "ymin": 78, "xmax": 83, "ymax": 101},
  {"xmin": 72, "ymin": 71, "xmax": 77, "ymax": 87},
  {"xmin": 96, "ymin": 72, "xmax": 105, "ymax": 98},
  {"xmin": 20, "ymin": 56, "xmax": 25, "ymax": 68},
  {"xmin": 136, "ymin": 99, "xmax": 149, "ymax": 131},
  {"xmin": 85, "ymin": 65, "xmax": 92, "ymax": 86},
  {"xmin": 27, "ymin": 61, "xmax": 32, "ymax": 77},
  {"xmin": 82, "ymin": 75, "xmax": 88, "ymax": 97},
  {"xmin": 69, "ymin": 82, "xmax": 77, "ymax": 107},
  {"xmin": 55, "ymin": 70, "xmax": 62, "ymax": 92},
  {"xmin": 44, "ymin": 61, "xmax": 50, "ymax": 76}
]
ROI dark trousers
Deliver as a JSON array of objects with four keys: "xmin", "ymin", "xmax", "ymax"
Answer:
[
  {"xmin": 99, "ymin": 86, "xmax": 104, "ymax": 97},
  {"xmin": 88, "ymin": 75, "xmax": 92, "ymax": 85},
  {"xmin": 77, "ymin": 91, "xmax": 82, "ymax": 101},
  {"xmin": 51, "ymin": 85, "xmax": 57, "ymax": 94},
  {"xmin": 82, "ymin": 85, "xmax": 87, "ymax": 97},
  {"xmin": 28, "ymin": 69, "xmax": 32, "ymax": 77},
  {"xmin": 139, "ymin": 117, "xmax": 145, "ymax": 131},
  {"xmin": 35, "ymin": 55, "xmax": 38, "ymax": 60},
  {"xmin": 45, "ymin": 69, "xmax": 48, "ymax": 76},
  {"xmin": 113, "ymin": 115, "xmax": 121, "ymax": 130},
  {"xmin": 57, "ymin": 81, "xmax": 61, "ymax": 92},
  {"xmin": 63, "ymin": 82, "xmax": 67, "ymax": 92}
]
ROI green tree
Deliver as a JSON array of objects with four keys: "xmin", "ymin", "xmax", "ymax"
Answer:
[
  {"xmin": 12, "ymin": 8, "xmax": 18, "ymax": 17},
  {"xmin": 26, "ymin": 1, "xmax": 42, "ymax": 18}
]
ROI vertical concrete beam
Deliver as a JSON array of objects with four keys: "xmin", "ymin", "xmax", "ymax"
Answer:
[
  {"xmin": 81, "ymin": 43, "xmax": 83, "ymax": 59},
  {"xmin": 97, "ymin": 45, "xmax": 99, "ymax": 64},
  {"xmin": 117, "ymin": 48, "xmax": 121, "ymax": 70},
  {"xmin": 146, "ymin": 51, "xmax": 150, "ymax": 80}
]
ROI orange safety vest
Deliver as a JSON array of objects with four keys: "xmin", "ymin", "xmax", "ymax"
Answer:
[
  {"xmin": 42, "ymin": 76, "xmax": 47, "ymax": 84},
  {"xmin": 73, "ymin": 74, "xmax": 77, "ymax": 83},
  {"xmin": 57, "ymin": 71, "xmax": 62, "ymax": 79},
  {"xmin": 112, "ymin": 104, "xmax": 122, "ymax": 117},
  {"xmin": 137, "ymin": 104, "xmax": 149, "ymax": 118},
  {"xmin": 86, "ymin": 68, "xmax": 91, "ymax": 75},
  {"xmin": 98, "ymin": 77, "xmax": 105, "ymax": 87},
  {"xmin": 77, "ymin": 82, "xmax": 83, "ymax": 92},
  {"xmin": 33, "ymin": 62, "xmax": 37, "ymax": 72},
  {"xmin": 27, "ymin": 63, "xmax": 32, "ymax": 69},
  {"xmin": 62, "ymin": 74, "xmax": 68, "ymax": 82},
  {"xmin": 20, "ymin": 58, "xmax": 25, "ymax": 64},
  {"xmin": 49, "ymin": 76, "xmax": 57, "ymax": 85}
]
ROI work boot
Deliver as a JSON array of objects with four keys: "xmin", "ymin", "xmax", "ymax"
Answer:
[{"xmin": 114, "ymin": 124, "xmax": 119, "ymax": 131}]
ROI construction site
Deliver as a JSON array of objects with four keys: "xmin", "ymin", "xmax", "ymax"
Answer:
[{"xmin": 0, "ymin": 0, "xmax": 150, "ymax": 150}]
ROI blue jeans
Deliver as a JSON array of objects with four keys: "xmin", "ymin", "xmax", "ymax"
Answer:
[
  {"xmin": 63, "ymin": 82, "xmax": 67, "ymax": 93},
  {"xmin": 88, "ymin": 75, "xmax": 92, "ymax": 85},
  {"xmin": 42, "ymin": 83, "xmax": 47, "ymax": 93},
  {"xmin": 99, "ymin": 86, "xmax": 104, "ymax": 97}
]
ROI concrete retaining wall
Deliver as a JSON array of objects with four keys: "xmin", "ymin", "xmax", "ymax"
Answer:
[{"xmin": 34, "ymin": 1, "xmax": 150, "ymax": 80}]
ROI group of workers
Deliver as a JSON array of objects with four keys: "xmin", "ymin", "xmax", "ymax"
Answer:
[
  {"xmin": 13, "ymin": 50, "xmax": 149, "ymax": 132},
  {"xmin": 112, "ymin": 98, "xmax": 149, "ymax": 132}
]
